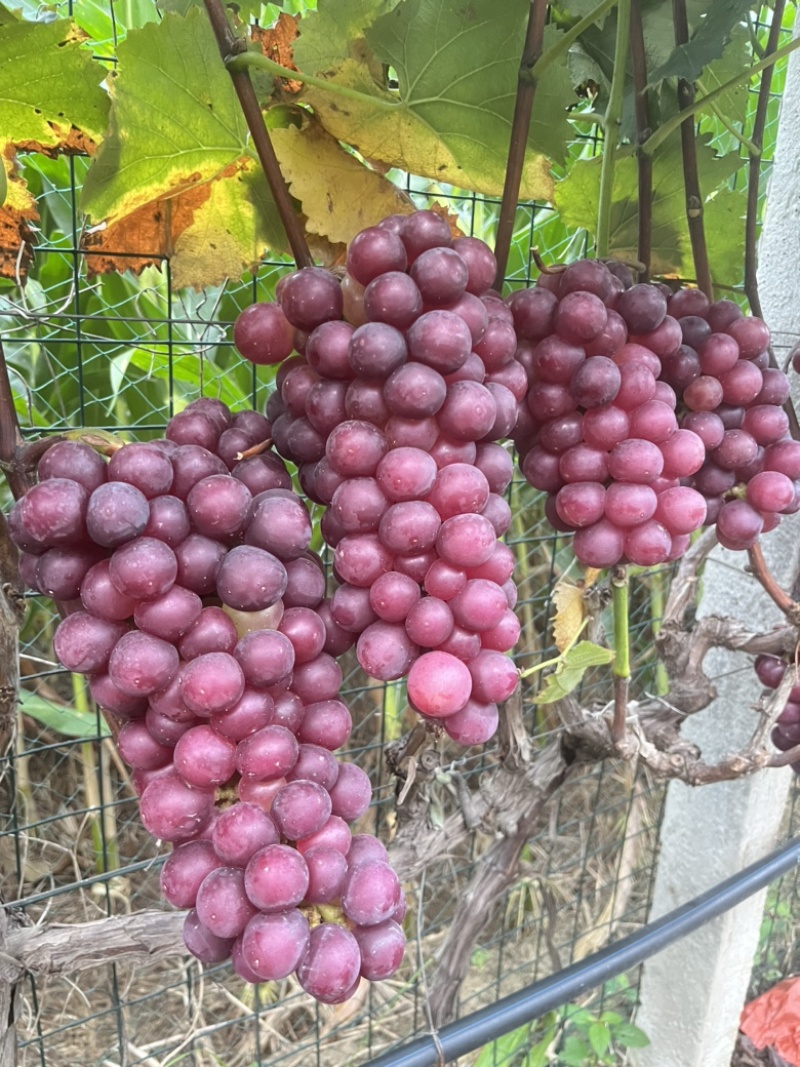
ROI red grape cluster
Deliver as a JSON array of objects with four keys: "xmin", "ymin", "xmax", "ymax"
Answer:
[
  {"xmin": 754, "ymin": 654, "xmax": 800, "ymax": 773},
  {"xmin": 512, "ymin": 261, "xmax": 799, "ymax": 565},
  {"xmin": 233, "ymin": 210, "xmax": 522, "ymax": 745},
  {"xmin": 9, "ymin": 399, "xmax": 405, "ymax": 1003}
]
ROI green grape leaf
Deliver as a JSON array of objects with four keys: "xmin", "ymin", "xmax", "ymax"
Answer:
[
  {"xmin": 554, "ymin": 132, "xmax": 744, "ymax": 282},
  {"xmin": 81, "ymin": 8, "xmax": 250, "ymax": 223},
  {"xmin": 699, "ymin": 24, "xmax": 749, "ymax": 131},
  {"xmin": 19, "ymin": 690, "xmax": 110, "ymax": 739},
  {"xmin": 588, "ymin": 1021, "xmax": 611, "ymax": 1058},
  {"xmin": 293, "ymin": 0, "xmax": 399, "ymax": 75},
  {"xmin": 300, "ymin": 0, "xmax": 563, "ymax": 200},
  {"xmin": 534, "ymin": 641, "xmax": 614, "ymax": 705},
  {"xmin": 704, "ymin": 185, "xmax": 747, "ymax": 290},
  {"xmin": 648, "ymin": 0, "xmax": 753, "ymax": 87},
  {"xmin": 0, "ymin": 17, "xmax": 109, "ymax": 154}
]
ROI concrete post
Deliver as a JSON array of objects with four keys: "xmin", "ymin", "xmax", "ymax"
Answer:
[{"xmin": 631, "ymin": 18, "xmax": 800, "ymax": 1067}]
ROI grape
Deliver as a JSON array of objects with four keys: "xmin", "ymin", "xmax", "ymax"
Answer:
[
  {"xmin": 185, "ymin": 474, "xmax": 253, "ymax": 542},
  {"xmin": 716, "ymin": 500, "xmax": 764, "ymax": 549},
  {"xmin": 210, "ymin": 688, "xmax": 274, "ymax": 742},
  {"xmin": 161, "ymin": 840, "xmax": 220, "ymax": 908},
  {"xmin": 368, "ymin": 571, "xmax": 422, "ymax": 623},
  {"xmin": 755, "ymin": 654, "xmax": 786, "ymax": 689},
  {"xmin": 660, "ymin": 429, "xmax": 705, "ymax": 479},
  {"xmin": 279, "ymin": 267, "xmax": 343, "ymax": 331},
  {"xmin": 582, "ymin": 405, "xmax": 630, "ymax": 449},
  {"xmin": 133, "ymin": 584, "xmax": 201, "ymax": 640},
  {"xmin": 679, "ymin": 316, "xmax": 711, "ymax": 350},
  {"xmin": 449, "ymin": 579, "xmax": 507, "ymax": 632},
  {"xmin": 474, "ymin": 318, "xmax": 517, "ymax": 372},
  {"xmin": 142, "ymin": 495, "xmax": 191, "ymax": 547},
  {"xmin": 38, "ymin": 440, "xmax": 106, "ymax": 493},
  {"xmin": 291, "ymin": 653, "xmax": 344, "ymax": 703},
  {"xmin": 347, "ymin": 226, "xmax": 408, "ymax": 286},
  {"xmin": 378, "ymin": 500, "xmax": 441, "ymax": 555},
  {"xmin": 357, "ymin": 621, "xmax": 418, "ymax": 680},
  {"xmin": 277, "ymin": 606, "xmax": 326, "ymax": 664},
  {"xmin": 624, "ymin": 521, "xmax": 672, "ymax": 566},
  {"xmin": 554, "ymin": 290, "xmax": 607, "ymax": 344},
  {"xmin": 287, "ymin": 744, "xmax": 339, "ymax": 790},
  {"xmin": 244, "ymin": 843, "xmax": 309, "ymax": 911},
  {"xmin": 298, "ymin": 815, "xmax": 352, "ymax": 857},
  {"xmin": 726, "ymin": 315, "xmax": 770, "ymax": 359},
  {"xmin": 746, "ymin": 470, "xmax": 795, "ymax": 513},
  {"xmin": 720, "ymin": 361, "xmax": 763, "ymax": 406},
  {"xmin": 627, "ymin": 401, "xmax": 677, "ymax": 444},
  {"xmin": 363, "ymin": 271, "xmax": 423, "ymax": 330},
  {"xmin": 342, "ymin": 860, "xmax": 402, "ymax": 926},
  {"xmin": 53, "ymin": 612, "xmax": 127, "ymax": 675},
  {"xmin": 617, "ymin": 284, "xmax": 667, "ymax": 333},
  {"xmin": 216, "ymin": 545, "xmax": 287, "ymax": 612},
  {"xmin": 240, "ymin": 909, "xmax": 311, "ymax": 981},
  {"xmin": 245, "ymin": 491, "xmax": 312, "ymax": 560},
  {"xmin": 437, "ymin": 381, "xmax": 497, "ymax": 441},
  {"xmin": 179, "ymin": 606, "xmax": 239, "ymax": 659},
  {"xmin": 84, "ymin": 482, "xmax": 149, "ymax": 549},
  {"xmin": 107, "ymin": 536, "xmax": 178, "ymax": 602},
  {"xmin": 443, "ymin": 698, "xmax": 500, "ymax": 745},
  {"xmin": 506, "ymin": 286, "xmax": 558, "ymax": 340},
  {"xmin": 235, "ymin": 629, "xmax": 295, "ymax": 688},
  {"xmin": 117, "ymin": 720, "xmax": 173, "ymax": 771},
  {"xmin": 375, "ymin": 446, "xmax": 438, "ymax": 502},
  {"xmin": 90, "ymin": 673, "xmax": 148, "ymax": 718},
  {"xmin": 108, "ymin": 631, "xmax": 180, "ymax": 697},
  {"xmin": 741, "ymin": 405, "xmax": 790, "ymax": 446},
  {"xmin": 170, "ymin": 445, "xmax": 227, "ymax": 499},
  {"xmin": 407, "ymin": 310, "xmax": 472, "ymax": 374},
  {"xmin": 399, "ymin": 209, "xmax": 451, "ymax": 259},
  {"xmin": 236, "ymin": 724, "xmax": 299, "ymax": 781},
  {"xmin": 354, "ymin": 920, "xmax": 405, "ymax": 981},
  {"xmin": 405, "ymin": 596, "xmax": 454, "ymax": 647},
  {"xmin": 296, "ymin": 923, "xmax": 362, "ymax": 1004},
  {"xmin": 468, "ymin": 650, "xmax": 519, "ymax": 704},
  {"xmin": 233, "ymin": 453, "xmax": 293, "ymax": 496},
  {"xmin": 183, "ymin": 909, "xmax": 233, "ymax": 964},
  {"xmin": 108, "ymin": 444, "xmax": 173, "ymax": 499},
  {"xmin": 233, "ymin": 302, "xmax": 295, "ymax": 364},
  {"xmin": 173, "ymin": 534, "xmax": 227, "ymax": 596},
  {"xmin": 348, "ymin": 321, "xmax": 407, "ymax": 380},
  {"xmin": 327, "ymin": 420, "xmax": 388, "ymax": 477},
  {"xmin": 304, "ymin": 846, "xmax": 349, "ymax": 904},
  {"xmin": 167, "ymin": 410, "xmax": 220, "ymax": 452},
  {"xmin": 271, "ymin": 780, "xmax": 332, "ymax": 841},
  {"xmin": 139, "ymin": 774, "xmax": 213, "ymax": 842},
  {"xmin": 328, "ymin": 763, "xmax": 371, "ymax": 821},
  {"xmin": 35, "ymin": 547, "xmax": 100, "ymax": 600},
  {"xmin": 436, "ymin": 513, "xmax": 496, "ymax": 567},
  {"xmin": 334, "ymin": 534, "xmax": 393, "ymax": 585},
  {"xmin": 607, "ymin": 439, "xmax": 664, "ymax": 484},
  {"xmin": 604, "ymin": 483, "xmax": 657, "ymax": 527},
  {"xmin": 195, "ymin": 867, "xmax": 257, "ymax": 939},
  {"xmin": 654, "ymin": 487, "xmax": 707, "ymax": 535},
  {"xmin": 570, "ymin": 356, "xmax": 621, "ymax": 408},
  {"xmin": 283, "ymin": 556, "xmax": 326, "ymax": 609},
  {"xmin": 572, "ymin": 520, "xmax": 625, "ymax": 568},
  {"xmin": 407, "ymin": 651, "xmax": 472, "ymax": 718}
]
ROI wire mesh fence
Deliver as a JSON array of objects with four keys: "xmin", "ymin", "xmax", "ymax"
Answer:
[{"xmin": 1, "ymin": 3, "xmax": 799, "ymax": 1065}]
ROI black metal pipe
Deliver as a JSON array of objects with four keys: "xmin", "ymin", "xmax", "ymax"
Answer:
[{"xmin": 366, "ymin": 834, "xmax": 800, "ymax": 1067}]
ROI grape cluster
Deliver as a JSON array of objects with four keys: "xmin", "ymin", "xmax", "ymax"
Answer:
[
  {"xmin": 754, "ymin": 654, "xmax": 800, "ymax": 773},
  {"xmin": 512, "ymin": 261, "xmax": 798, "ymax": 565},
  {"xmin": 9, "ymin": 400, "xmax": 405, "ymax": 1003},
  {"xmin": 233, "ymin": 210, "xmax": 522, "ymax": 745}
]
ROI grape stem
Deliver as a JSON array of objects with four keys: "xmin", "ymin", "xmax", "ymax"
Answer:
[
  {"xmin": 611, "ymin": 564, "xmax": 630, "ymax": 748},
  {"xmin": 671, "ymin": 0, "xmax": 712, "ymax": 299},
  {"xmin": 235, "ymin": 438, "xmax": 273, "ymax": 461},
  {"xmin": 595, "ymin": 0, "xmax": 631, "ymax": 259},
  {"xmin": 768, "ymin": 742, "xmax": 800, "ymax": 768},
  {"xmin": 629, "ymin": 0, "xmax": 652, "ymax": 279},
  {"xmin": 746, "ymin": 541, "xmax": 800, "ymax": 626},
  {"xmin": 201, "ymin": 0, "xmax": 314, "ymax": 270},
  {"xmin": 493, "ymin": 0, "xmax": 549, "ymax": 290}
]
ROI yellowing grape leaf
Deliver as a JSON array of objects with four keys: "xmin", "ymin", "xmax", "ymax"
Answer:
[
  {"xmin": 81, "ymin": 8, "xmax": 251, "ymax": 224},
  {"xmin": 272, "ymin": 121, "xmax": 413, "ymax": 245},
  {"xmin": 83, "ymin": 156, "xmax": 286, "ymax": 288},
  {"xmin": 0, "ymin": 150, "xmax": 38, "ymax": 280},
  {"xmin": 300, "ymin": 0, "xmax": 561, "ymax": 200},
  {"xmin": 169, "ymin": 156, "xmax": 286, "ymax": 289},
  {"xmin": 551, "ymin": 581, "xmax": 586, "ymax": 653},
  {"xmin": 0, "ymin": 17, "xmax": 109, "ymax": 155},
  {"xmin": 554, "ymin": 132, "xmax": 744, "ymax": 282},
  {"xmin": 534, "ymin": 641, "xmax": 614, "ymax": 705}
]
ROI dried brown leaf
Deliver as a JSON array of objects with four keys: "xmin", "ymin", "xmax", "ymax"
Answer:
[
  {"xmin": 0, "ymin": 148, "xmax": 38, "ymax": 281},
  {"xmin": 252, "ymin": 14, "xmax": 302, "ymax": 94}
]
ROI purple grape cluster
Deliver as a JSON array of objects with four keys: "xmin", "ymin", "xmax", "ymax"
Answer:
[
  {"xmin": 755, "ymin": 654, "xmax": 800, "ymax": 773},
  {"xmin": 233, "ymin": 210, "xmax": 522, "ymax": 745},
  {"xmin": 9, "ymin": 399, "xmax": 405, "ymax": 1003},
  {"xmin": 512, "ymin": 262, "xmax": 798, "ymax": 566}
]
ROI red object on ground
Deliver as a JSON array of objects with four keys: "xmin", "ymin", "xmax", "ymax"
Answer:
[{"xmin": 740, "ymin": 977, "xmax": 800, "ymax": 1066}]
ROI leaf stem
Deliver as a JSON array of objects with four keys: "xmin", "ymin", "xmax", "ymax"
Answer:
[
  {"xmin": 642, "ymin": 34, "xmax": 800, "ymax": 157},
  {"xmin": 493, "ymin": 0, "xmax": 549, "ymax": 289},
  {"xmin": 672, "ymin": 0, "xmax": 712, "ymax": 298},
  {"xmin": 518, "ymin": 617, "xmax": 589, "ymax": 679},
  {"xmin": 595, "ymin": 0, "xmax": 631, "ymax": 258},
  {"xmin": 744, "ymin": 0, "xmax": 785, "ymax": 319},
  {"xmin": 696, "ymin": 79, "xmax": 760, "ymax": 156},
  {"xmin": 629, "ymin": 0, "xmax": 652, "ymax": 279},
  {"xmin": 229, "ymin": 50, "xmax": 398, "ymax": 111},
  {"xmin": 611, "ymin": 565, "xmax": 630, "ymax": 746},
  {"xmin": 530, "ymin": 0, "xmax": 619, "ymax": 81},
  {"xmin": 202, "ymin": 0, "xmax": 313, "ymax": 269}
]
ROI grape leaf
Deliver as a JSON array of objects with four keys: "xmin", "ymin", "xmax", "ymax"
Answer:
[
  {"xmin": 0, "ymin": 17, "xmax": 109, "ymax": 154},
  {"xmin": 293, "ymin": 0, "xmax": 400, "ymax": 75},
  {"xmin": 648, "ymin": 0, "xmax": 752, "ymax": 87},
  {"xmin": 81, "ymin": 8, "xmax": 250, "ymax": 223},
  {"xmin": 534, "ymin": 641, "xmax": 614, "ymax": 705},
  {"xmin": 19, "ymin": 690, "xmax": 110, "ymax": 739},
  {"xmin": 703, "ymin": 186, "xmax": 747, "ymax": 290},
  {"xmin": 699, "ymin": 24, "xmax": 749, "ymax": 131},
  {"xmin": 300, "ymin": 0, "xmax": 560, "ymax": 200},
  {"xmin": 0, "ymin": 150, "xmax": 38, "ymax": 279},
  {"xmin": 553, "ymin": 132, "xmax": 744, "ymax": 281},
  {"xmin": 551, "ymin": 580, "xmax": 586, "ymax": 653},
  {"xmin": 271, "ymin": 120, "xmax": 413, "ymax": 245}
]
